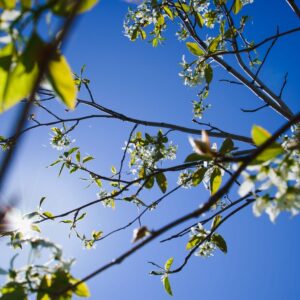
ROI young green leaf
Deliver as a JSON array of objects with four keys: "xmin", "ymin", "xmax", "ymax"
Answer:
[
  {"xmin": 251, "ymin": 125, "xmax": 271, "ymax": 146},
  {"xmin": 21, "ymin": 0, "xmax": 31, "ymax": 10},
  {"xmin": 162, "ymin": 276, "xmax": 173, "ymax": 296},
  {"xmin": 164, "ymin": 257, "xmax": 174, "ymax": 271},
  {"xmin": 210, "ymin": 167, "xmax": 222, "ymax": 195},
  {"xmin": 145, "ymin": 176, "xmax": 155, "ymax": 189},
  {"xmin": 82, "ymin": 156, "xmax": 94, "ymax": 163},
  {"xmin": 204, "ymin": 64, "xmax": 213, "ymax": 84},
  {"xmin": 251, "ymin": 125, "xmax": 283, "ymax": 161},
  {"xmin": 52, "ymin": 0, "xmax": 99, "ymax": 16},
  {"xmin": 31, "ymin": 224, "xmax": 41, "ymax": 233},
  {"xmin": 219, "ymin": 138, "xmax": 234, "ymax": 154},
  {"xmin": 194, "ymin": 12, "xmax": 204, "ymax": 27},
  {"xmin": 211, "ymin": 215, "xmax": 222, "ymax": 230},
  {"xmin": 0, "ymin": 43, "xmax": 14, "ymax": 112},
  {"xmin": 76, "ymin": 212, "xmax": 87, "ymax": 222},
  {"xmin": 0, "ymin": 0, "xmax": 16, "ymax": 10},
  {"xmin": 156, "ymin": 173, "xmax": 168, "ymax": 193},
  {"xmin": 47, "ymin": 52, "xmax": 77, "ymax": 109},
  {"xmin": 233, "ymin": 0, "xmax": 243, "ymax": 14},
  {"xmin": 186, "ymin": 42, "xmax": 205, "ymax": 56},
  {"xmin": 192, "ymin": 168, "xmax": 207, "ymax": 186},
  {"xmin": 76, "ymin": 150, "xmax": 81, "ymax": 163},
  {"xmin": 43, "ymin": 212, "xmax": 54, "ymax": 219},
  {"xmin": 186, "ymin": 235, "xmax": 201, "ymax": 250},
  {"xmin": 208, "ymin": 35, "xmax": 222, "ymax": 53},
  {"xmin": 70, "ymin": 278, "xmax": 91, "ymax": 297},
  {"xmin": 39, "ymin": 197, "xmax": 46, "ymax": 210},
  {"xmin": 2, "ymin": 34, "xmax": 43, "ymax": 112},
  {"xmin": 163, "ymin": 5, "xmax": 173, "ymax": 20},
  {"xmin": 211, "ymin": 233, "xmax": 227, "ymax": 253}
]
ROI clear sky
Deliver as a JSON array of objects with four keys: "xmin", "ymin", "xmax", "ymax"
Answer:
[{"xmin": 1, "ymin": 1, "xmax": 300, "ymax": 299}]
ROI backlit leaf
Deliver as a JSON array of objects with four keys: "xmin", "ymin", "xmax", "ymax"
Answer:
[
  {"xmin": 233, "ymin": 0, "xmax": 242, "ymax": 14},
  {"xmin": 210, "ymin": 167, "xmax": 222, "ymax": 195},
  {"xmin": 186, "ymin": 42, "xmax": 205, "ymax": 56},
  {"xmin": 52, "ymin": 0, "xmax": 99, "ymax": 16},
  {"xmin": 164, "ymin": 257, "xmax": 174, "ymax": 271},
  {"xmin": 211, "ymin": 233, "xmax": 227, "ymax": 253},
  {"xmin": 162, "ymin": 276, "xmax": 173, "ymax": 296},
  {"xmin": 47, "ymin": 53, "xmax": 77, "ymax": 109},
  {"xmin": 156, "ymin": 172, "xmax": 167, "ymax": 193}
]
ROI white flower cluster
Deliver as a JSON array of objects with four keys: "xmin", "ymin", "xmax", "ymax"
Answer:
[
  {"xmin": 124, "ymin": 1, "xmax": 162, "ymax": 41},
  {"xmin": 0, "ymin": 10, "xmax": 20, "ymax": 44},
  {"xmin": 125, "ymin": 132, "xmax": 177, "ymax": 176},
  {"xmin": 191, "ymin": 223, "xmax": 216, "ymax": 257},
  {"xmin": 179, "ymin": 55, "xmax": 205, "ymax": 87},
  {"xmin": 175, "ymin": 23, "xmax": 189, "ymax": 41},
  {"xmin": 177, "ymin": 169, "xmax": 194, "ymax": 188},
  {"xmin": 97, "ymin": 189, "xmax": 115, "ymax": 208},
  {"xmin": 239, "ymin": 141, "xmax": 300, "ymax": 222},
  {"xmin": 50, "ymin": 127, "xmax": 73, "ymax": 151}
]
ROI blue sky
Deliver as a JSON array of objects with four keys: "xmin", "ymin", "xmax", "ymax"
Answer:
[{"xmin": 1, "ymin": 1, "xmax": 300, "ymax": 299}]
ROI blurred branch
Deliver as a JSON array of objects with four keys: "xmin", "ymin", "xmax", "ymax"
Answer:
[
  {"xmin": 286, "ymin": 0, "xmax": 300, "ymax": 17},
  {"xmin": 0, "ymin": 1, "xmax": 82, "ymax": 195}
]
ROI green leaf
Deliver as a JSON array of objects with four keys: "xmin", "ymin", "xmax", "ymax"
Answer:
[
  {"xmin": 251, "ymin": 125, "xmax": 283, "ymax": 161},
  {"xmin": 162, "ymin": 276, "xmax": 173, "ymax": 296},
  {"xmin": 194, "ymin": 12, "xmax": 204, "ymax": 28},
  {"xmin": 76, "ymin": 151, "xmax": 81, "ymax": 163},
  {"xmin": 0, "ymin": 0, "xmax": 16, "ymax": 10},
  {"xmin": 39, "ymin": 196, "xmax": 46, "ymax": 210},
  {"xmin": 43, "ymin": 212, "xmax": 54, "ymax": 219},
  {"xmin": 208, "ymin": 35, "xmax": 222, "ymax": 53},
  {"xmin": 186, "ymin": 42, "xmax": 205, "ymax": 56},
  {"xmin": 211, "ymin": 215, "xmax": 222, "ymax": 230},
  {"xmin": 184, "ymin": 153, "xmax": 211, "ymax": 162},
  {"xmin": 233, "ymin": 0, "xmax": 243, "ymax": 14},
  {"xmin": 255, "ymin": 144, "xmax": 284, "ymax": 162},
  {"xmin": 47, "ymin": 52, "xmax": 77, "ymax": 109},
  {"xmin": 92, "ymin": 230, "xmax": 102, "ymax": 240},
  {"xmin": 156, "ymin": 172, "xmax": 167, "ymax": 193},
  {"xmin": 174, "ymin": 2, "xmax": 190, "ymax": 13},
  {"xmin": 58, "ymin": 162, "xmax": 65, "ymax": 176},
  {"xmin": 192, "ymin": 168, "xmax": 207, "ymax": 186},
  {"xmin": 145, "ymin": 175, "xmax": 155, "ymax": 189},
  {"xmin": 204, "ymin": 64, "xmax": 213, "ymax": 84},
  {"xmin": 156, "ymin": 14, "xmax": 165, "ymax": 27},
  {"xmin": 163, "ymin": 5, "xmax": 173, "ymax": 20},
  {"xmin": 67, "ymin": 147, "xmax": 79, "ymax": 156},
  {"xmin": 251, "ymin": 125, "xmax": 271, "ymax": 146},
  {"xmin": 60, "ymin": 220, "xmax": 73, "ymax": 224},
  {"xmin": 20, "ymin": 0, "xmax": 31, "ymax": 10},
  {"xmin": 52, "ymin": 0, "xmax": 99, "ymax": 16},
  {"xmin": 95, "ymin": 178, "xmax": 102, "ymax": 187},
  {"xmin": 49, "ymin": 159, "xmax": 61, "ymax": 167},
  {"xmin": 0, "ymin": 282, "xmax": 27, "ymax": 300},
  {"xmin": 210, "ymin": 167, "xmax": 222, "ymax": 195},
  {"xmin": 1, "ymin": 34, "xmax": 43, "ymax": 112},
  {"xmin": 219, "ymin": 138, "xmax": 234, "ymax": 154},
  {"xmin": 82, "ymin": 156, "xmax": 94, "ymax": 163},
  {"xmin": 211, "ymin": 233, "xmax": 227, "ymax": 253},
  {"xmin": 164, "ymin": 257, "xmax": 174, "ymax": 271},
  {"xmin": 0, "ymin": 43, "xmax": 14, "ymax": 112},
  {"xmin": 139, "ymin": 29, "xmax": 147, "ymax": 40},
  {"xmin": 70, "ymin": 278, "xmax": 90, "ymax": 297},
  {"xmin": 76, "ymin": 212, "xmax": 87, "ymax": 222},
  {"xmin": 31, "ymin": 224, "xmax": 41, "ymax": 233},
  {"xmin": 186, "ymin": 235, "xmax": 201, "ymax": 250}
]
